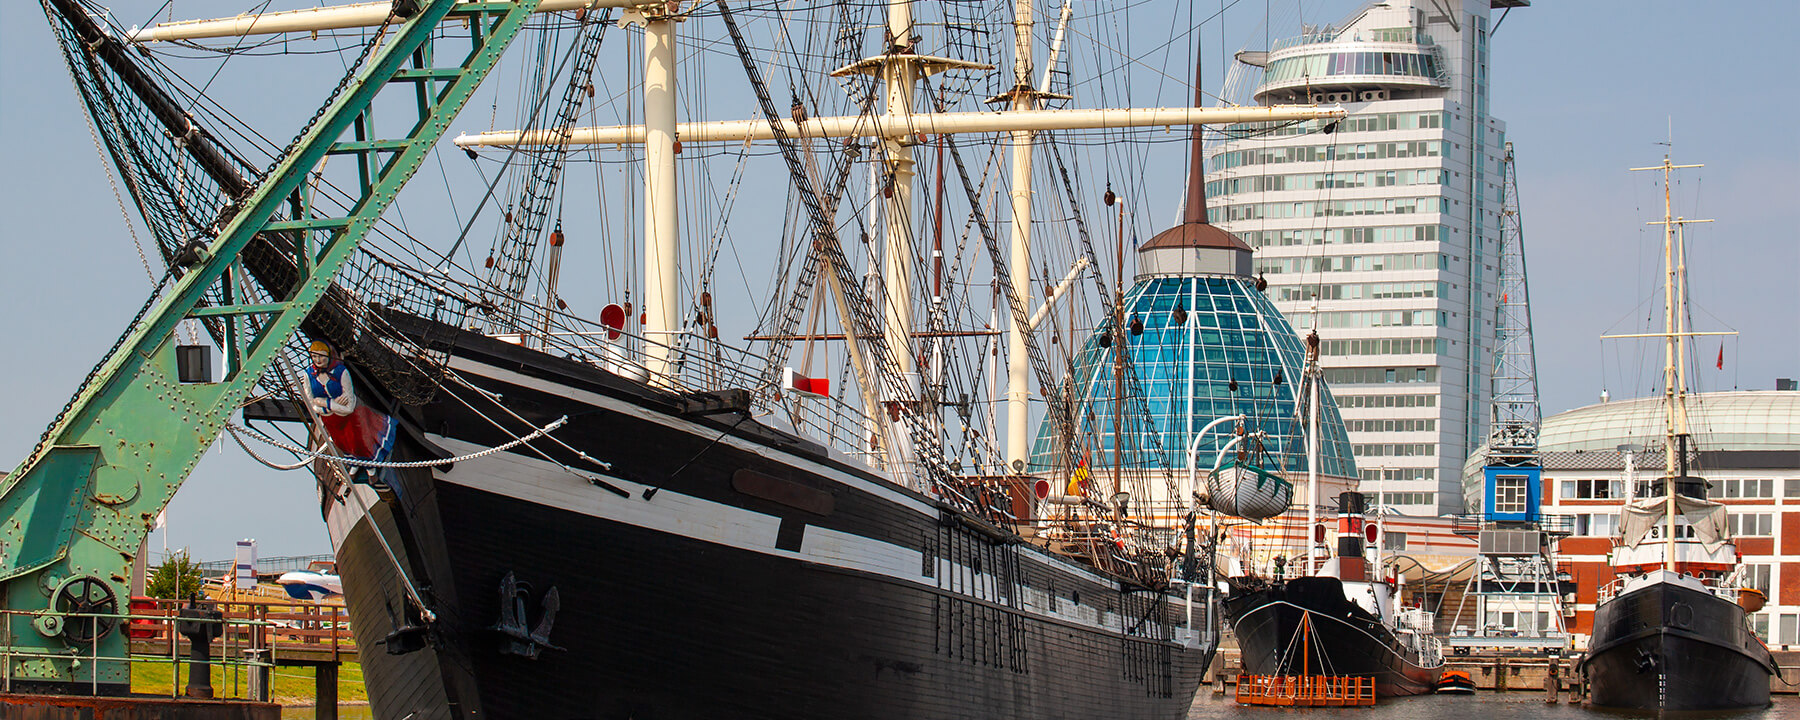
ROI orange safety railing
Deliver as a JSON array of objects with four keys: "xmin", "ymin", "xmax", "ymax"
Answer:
[{"xmin": 1235, "ymin": 674, "xmax": 1376, "ymax": 707}]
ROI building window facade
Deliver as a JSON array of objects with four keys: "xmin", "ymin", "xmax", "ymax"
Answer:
[
  {"xmin": 1730, "ymin": 514, "xmax": 1774, "ymax": 537},
  {"xmin": 1560, "ymin": 478, "xmax": 1621, "ymax": 500},
  {"xmin": 1717, "ymin": 478, "xmax": 1774, "ymax": 499},
  {"xmin": 1570, "ymin": 513, "xmax": 1620, "ymax": 537}
]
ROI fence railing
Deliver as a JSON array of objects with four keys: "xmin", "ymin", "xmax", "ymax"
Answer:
[{"xmin": 0, "ymin": 597, "xmax": 355, "ymax": 698}]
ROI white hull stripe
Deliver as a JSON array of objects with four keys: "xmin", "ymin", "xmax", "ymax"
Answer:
[
  {"xmin": 444, "ymin": 356, "xmax": 940, "ymax": 517},
  {"xmin": 417, "ymin": 435, "xmax": 1159, "ymax": 637},
  {"xmin": 1232, "ymin": 599, "xmax": 1444, "ymax": 671}
]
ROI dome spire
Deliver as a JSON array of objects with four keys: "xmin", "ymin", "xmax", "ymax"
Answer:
[
  {"xmin": 1136, "ymin": 44, "xmax": 1251, "ymax": 278},
  {"xmin": 1183, "ymin": 50, "xmax": 1209, "ymax": 227}
]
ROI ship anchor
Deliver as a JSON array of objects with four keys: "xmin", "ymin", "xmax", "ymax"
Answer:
[{"xmin": 491, "ymin": 571, "xmax": 565, "ymax": 659}]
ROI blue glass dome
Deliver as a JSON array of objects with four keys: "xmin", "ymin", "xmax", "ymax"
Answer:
[{"xmin": 1030, "ymin": 274, "xmax": 1357, "ymax": 479}]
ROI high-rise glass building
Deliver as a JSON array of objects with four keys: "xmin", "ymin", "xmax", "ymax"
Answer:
[{"xmin": 1208, "ymin": 0, "xmax": 1520, "ymax": 515}]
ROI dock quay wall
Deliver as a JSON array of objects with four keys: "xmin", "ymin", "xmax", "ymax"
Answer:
[{"xmin": 1208, "ymin": 648, "xmax": 1800, "ymax": 695}]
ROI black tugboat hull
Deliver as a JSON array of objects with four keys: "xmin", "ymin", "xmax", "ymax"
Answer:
[
  {"xmin": 325, "ymin": 319, "xmax": 1212, "ymax": 720},
  {"xmin": 1582, "ymin": 578, "xmax": 1773, "ymax": 712},
  {"xmin": 1225, "ymin": 577, "xmax": 1439, "ymax": 697}
]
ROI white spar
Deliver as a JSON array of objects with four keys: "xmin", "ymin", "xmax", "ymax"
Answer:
[
  {"xmin": 454, "ymin": 105, "xmax": 1348, "ymax": 148},
  {"xmin": 127, "ymin": 0, "xmax": 629, "ymax": 43}
]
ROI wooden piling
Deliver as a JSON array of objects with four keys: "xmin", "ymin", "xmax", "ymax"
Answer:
[
  {"xmin": 316, "ymin": 663, "xmax": 339, "ymax": 720},
  {"xmin": 1545, "ymin": 658, "xmax": 1559, "ymax": 703},
  {"xmin": 1495, "ymin": 657, "xmax": 1507, "ymax": 692}
]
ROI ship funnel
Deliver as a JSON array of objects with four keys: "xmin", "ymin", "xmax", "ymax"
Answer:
[{"xmin": 1329, "ymin": 491, "xmax": 1368, "ymax": 582}]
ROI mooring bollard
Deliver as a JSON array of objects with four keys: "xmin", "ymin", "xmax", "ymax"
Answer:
[
  {"xmin": 245, "ymin": 648, "xmax": 271, "ymax": 702},
  {"xmin": 175, "ymin": 601, "xmax": 224, "ymax": 699},
  {"xmin": 1545, "ymin": 657, "xmax": 1560, "ymax": 703}
]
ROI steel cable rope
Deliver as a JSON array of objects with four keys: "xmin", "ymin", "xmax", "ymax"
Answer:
[
  {"xmin": 188, "ymin": 0, "xmax": 277, "ymax": 97},
  {"xmin": 54, "ymin": 9, "xmax": 500, "ymax": 421},
  {"xmin": 1045, "ymin": 130, "xmax": 1168, "ymax": 480},
  {"xmin": 225, "ymin": 416, "xmax": 571, "ymax": 469},
  {"xmin": 435, "ymin": 369, "xmax": 641, "ymax": 498},
  {"xmin": 76, "ymin": 66, "xmax": 182, "ymax": 340},
  {"xmin": 87, "ymin": 2, "xmax": 285, "ymax": 170},
  {"xmin": 432, "ymin": 16, "xmax": 597, "ymax": 270},
  {"xmin": 74, "ymin": 3, "xmax": 410, "ymax": 392},
  {"xmin": 242, "ymin": 373, "xmax": 449, "ymax": 632},
  {"xmin": 1061, "ymin": 0, "xmax": 1249, "ymax": 107},
  {"xmin": 745, "ymin": 0, "xmax": 835, "ymax": 341},
  {"xmin": 717, "ymin": 0, "xmax": 958, "ymax": 494},
  {"xmin": 250, "ymin": 378, "xmax": 457, "ymax": 634},
  {"xmin": 928, "ymin": 92, "xmax": 1093, "ymax": 479},
  {"xmin": 493, "ymin": 11, "xmax": 616, "ymax": 331}
]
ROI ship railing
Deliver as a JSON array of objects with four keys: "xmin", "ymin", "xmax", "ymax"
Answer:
[
  {"xmin": 479, "ymin": 306, "xmax": 901, "ymax": 453},
  {"xmin": 1271, "ymin": 33, "xmax": 1341, "ymax": 52},
  {"xmin": 1596, "ymin": 572, "xmax": 1748, "ymax": 604},
  {"xmin": 1235, "ymin": 674, "xmax": 1377, "ymax": 707},
  {"xmin": 0, "ymin": 597, "xmax": 353, "ymax": 698},
  {"xmin": 1393, "ymin": 606, "xmax": 1443, "ymax": 665},
  {"xmin": 1396, "ymin": 607, "xmax": 1435, "ymax": 633}
]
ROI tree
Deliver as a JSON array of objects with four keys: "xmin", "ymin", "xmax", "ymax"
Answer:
[{"xmin": 146, "ymin": 551, "xmax": 206, "ymax": 600}]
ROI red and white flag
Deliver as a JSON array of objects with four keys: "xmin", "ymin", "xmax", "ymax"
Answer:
[
  {"xmin": 1717, "ymin": 343, "xmax": 1725, "ymax": 370},
  {"xmin": 782, "ymin": 368, "xmax": 830, "ymax": 398}
]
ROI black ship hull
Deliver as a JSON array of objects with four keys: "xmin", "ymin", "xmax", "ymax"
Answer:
[
  {"xmin": 1224, "ymin": 576, "xmax": 1439, "ymax": 697},
  {"xmin": 323, "ymin": 317, "xmax": 1212, "ymax": 719},
  {"xmin": 1581, "ymin": 574, "xmax": 1774, "ymax": 713}
]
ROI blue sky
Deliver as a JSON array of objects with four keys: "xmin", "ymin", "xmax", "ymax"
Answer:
[{"xmin": 1, "ymin": 0, "xmax": 1795, "ymax": 560}]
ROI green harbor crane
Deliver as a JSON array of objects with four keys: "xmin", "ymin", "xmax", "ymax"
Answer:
[{"xmin": 1, "ymin": 0, "xmax": 544, "ymax": 693}]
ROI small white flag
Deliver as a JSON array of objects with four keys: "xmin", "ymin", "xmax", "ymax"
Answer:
[{"xmin": 154, "ymin": 509, "xmax": 166, "ymax": 531}]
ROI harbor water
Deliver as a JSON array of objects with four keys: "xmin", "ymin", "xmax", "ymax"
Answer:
[
  {"xmin": 1187, "ymin": 693, "xmax": 1800, "ymax": 720},
  {"xmin": 276, "ymin": 694, "xmax": 1800, "ymax": 720}
]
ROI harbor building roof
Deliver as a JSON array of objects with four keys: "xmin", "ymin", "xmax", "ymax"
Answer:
[{"xmin": 1461, "ymin": 391, "xmax": 1800, "ymax": 510}]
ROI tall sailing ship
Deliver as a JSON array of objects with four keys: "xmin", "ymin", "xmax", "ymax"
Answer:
[
  {"xmin": 30, "ymin": 0, "xmax": 1347, "ymax": 715},
  {"xmin": 1577, "ymin": 157, "xmax": 1775, "ymax": 712}
]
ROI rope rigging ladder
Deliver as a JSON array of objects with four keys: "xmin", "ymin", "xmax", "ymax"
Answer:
[{"xmin": 483, "ymin": 7, "xmax": 615, "ymax": 334}]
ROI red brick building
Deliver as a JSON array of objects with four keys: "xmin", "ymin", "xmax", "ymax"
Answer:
[{"xmin": 1464, "ymin": 391, "xmax": 1800, "ymax": 647}]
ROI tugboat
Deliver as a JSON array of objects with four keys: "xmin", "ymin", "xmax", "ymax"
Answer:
[
  {"xmin": 1577, "ymin": 156, "xmax": 1776, "ymax": 712},
  {"xmin": 1223, "ymin": 329, "xmax": 1444, "ymax": 699},
  {"xmin": 1225, "ymin": 490, "xmax": 1445, "ymax": 697}
]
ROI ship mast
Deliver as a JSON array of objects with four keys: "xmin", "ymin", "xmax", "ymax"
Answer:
[
  {"xmin": 1000, "ymin": 0, "xmax": 1039, "ymax": 473},
  {"xmin": 1305, "ymin": 330, "xmax": 1321, "ymax": 571},
  {"xmin": 641, "ymin": 3, "xmax": 682, "ymax": 385},
  {"xmin": 879, "ymin": 0, "xmax": 921, "ymax": 425},
  {"xmin": 151, "ymin": 0, "xmax": 1345, "ymax": 476},
  {"xmin": 1627, "ymin": 155, "xmax": 1709, "ymax": 572}
]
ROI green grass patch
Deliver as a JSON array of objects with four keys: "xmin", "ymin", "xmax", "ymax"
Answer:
[{"xmin": 131, "ymin": 658, "xmax": 367, "ymax": 705}]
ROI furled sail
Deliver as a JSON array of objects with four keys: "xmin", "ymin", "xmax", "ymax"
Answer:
[{"xmin": 1619, "ymin": 492, "xmax": 1730, "ymax": 551}]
